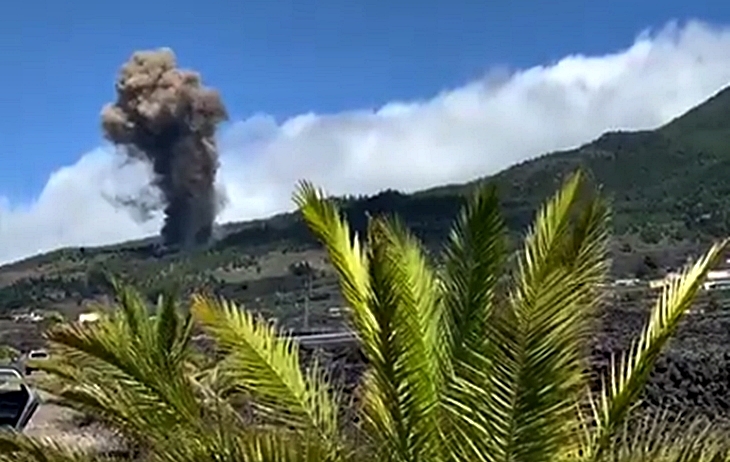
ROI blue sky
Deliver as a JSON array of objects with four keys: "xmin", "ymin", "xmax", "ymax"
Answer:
[{"xmin": 1, "ymin": 0, "xmax": 728, "ymax": 202}]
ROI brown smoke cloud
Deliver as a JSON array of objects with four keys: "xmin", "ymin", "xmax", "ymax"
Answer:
[{"xmin": 101, "ymin": 48, "xmax": 228, "ymax": 248}]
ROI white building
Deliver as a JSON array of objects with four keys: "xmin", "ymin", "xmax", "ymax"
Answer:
[{"xmin": 77, "ymin": 312, "xmax": 101, "ymax": 324}]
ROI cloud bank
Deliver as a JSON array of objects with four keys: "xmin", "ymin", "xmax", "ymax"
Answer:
[{"xmin": 2, "ymin": 20, "xmax": 730, "ymax": 264}]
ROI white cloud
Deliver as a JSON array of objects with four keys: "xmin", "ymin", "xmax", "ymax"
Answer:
[{"xmin": 2, "ymin": 19, "xmax": 730, "ymax": 264}]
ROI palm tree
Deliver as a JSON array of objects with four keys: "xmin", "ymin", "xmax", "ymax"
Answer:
[{"xmin": 1, "ymin": 170, "xmax": 727, "ymax": 462}]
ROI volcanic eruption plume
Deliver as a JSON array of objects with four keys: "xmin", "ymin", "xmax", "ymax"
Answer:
[{"xmin": 101, "ymin": 48, "xmax": 228, "ymax": 248}]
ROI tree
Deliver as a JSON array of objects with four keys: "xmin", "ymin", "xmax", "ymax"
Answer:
[
  {"xmin": 43, "ymin": 310, "xmax": 66, "ymax": 327},
  {"xmin": 1, "ymin": 170, "xmax": 728, "ymax": 462},
  {"xmin": 635, "ymin": 254, "xmax": 661, "ymax": 279},
  {"xmin": 0, "ymin": 344, "xmax": 20, "ymax": 363}
]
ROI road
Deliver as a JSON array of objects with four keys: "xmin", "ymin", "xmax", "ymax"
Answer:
[
  {"xmin": 293, "ymin": 330, "xmax": 357, "ymax": 347},
  {"xmin": 23, "ymin": 385, "xmax": 120, "ymax": 452},
  {"xmin": 16, "ymin": 331, "xmax": 359, "ymax": 452}
]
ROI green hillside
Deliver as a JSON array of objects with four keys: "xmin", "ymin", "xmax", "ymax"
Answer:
[
  {"xmin": 1, "ymin": 84, "xmax": 730, "ymax": 347},
  {"xmin": 425, "ymin": 85, "xmax": 730, "ymax": 242}
]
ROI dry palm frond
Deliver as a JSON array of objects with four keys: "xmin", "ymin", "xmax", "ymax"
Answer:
[
  {"xmin": 0, "ymin": 431, "xmax": 117, "ymax": 462},
  {"xmin": 595, "ymin": 411, "xmax": 729, "ymax": 462}
]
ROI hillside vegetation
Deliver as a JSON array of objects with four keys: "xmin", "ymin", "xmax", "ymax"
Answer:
[{"xmin": 2, "ymin": 85, "xmax": 730, "ymax": 344}]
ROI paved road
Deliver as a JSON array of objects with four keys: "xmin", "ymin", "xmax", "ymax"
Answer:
[{"xmin": 293, "ymin": 330, "xmax": 357, "ymax": 347}]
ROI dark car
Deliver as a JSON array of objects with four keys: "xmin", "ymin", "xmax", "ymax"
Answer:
[{"xmin": 0, "ymin": 366, "xmax": 40, "ymax": 430}]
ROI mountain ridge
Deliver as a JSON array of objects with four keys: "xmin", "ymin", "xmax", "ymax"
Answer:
[
  {"xmin": 8, "ymin": 83, "xmax": 730, "ymax": 270},
  {"xmin": 1, "ymin": 84, "xmax": 730, "ymax": 348}
]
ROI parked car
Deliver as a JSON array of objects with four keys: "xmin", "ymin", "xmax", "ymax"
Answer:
[
  {"xmin": 23, "ymin": 349, "xmax": 49, "ymax": 375},
  {"xmin": 0, "ymin": 366, "xmax": 40, "ymax": 430}
]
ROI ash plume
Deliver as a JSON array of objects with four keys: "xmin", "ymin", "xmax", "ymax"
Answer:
[{"xmin": 101, "ymin": 48, "xmax": 228, "ymax": 248}]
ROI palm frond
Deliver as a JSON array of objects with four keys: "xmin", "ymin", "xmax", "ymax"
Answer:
[
  {"xmin": 155, "ymin": 290, "xmax": 181, "ymax": 361},
  {"xmin": 32, "ymin": 283, "xmax": 209, "ymax": 446},
  {"xmin": 436, "ymin": 182, "xmax": 508, "ymax": 462},
  {"xmin": 485, "ymin": 170, "xmax": 611, "ymax": 462},
  {"xmin": 295, "ymin": 182, "xmax": 452, "ymax": 461},
  {"xmin": 191, "ymin": 295, "xmax": 343, "ymax": 457},
  {"xmin": 587, "ymin": 237, "xmax": 730, "ymax": 460},
  {"xmin": 0, "ymin": 431, "xmax": 112, "ymax": 462},
  {"xmin": 594, "ymin": 411, "xmax": 728, "ymax": 462},
  {"xmin": 14, "ymin": 172, "xmax": 722, "ymax": 462},
  {"xmin": 292, "ymin": 181, "xmax": 373, "ymax": 349},
  {"xmin": 150, "ymin": 427, "xmax": 347, "ymax": 462},
  {"xmin": 354, "ymin": 216, "xmax": 444, "ymax": 462},
  {"xmin": 439, "ymin": 181, "xmax": 507, "ymax": 369}
]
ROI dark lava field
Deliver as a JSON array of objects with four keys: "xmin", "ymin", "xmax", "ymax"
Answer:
[{"xmin": 307, "ymin": 286, "xmax": 730, "ymax": 427}]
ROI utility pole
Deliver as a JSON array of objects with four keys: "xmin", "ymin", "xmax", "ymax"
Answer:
[
  {"xmin": 304, "ymin": 269, "xmax": 312, "ymax": 331},
  {"xmin": 290, "ymin": 260, "xmax": 314, "ymax": 333}
]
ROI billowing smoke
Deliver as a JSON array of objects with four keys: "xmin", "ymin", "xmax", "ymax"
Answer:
[{"xmin": 101, "ymin": 48, "xmax": 228, "ymax": 248}]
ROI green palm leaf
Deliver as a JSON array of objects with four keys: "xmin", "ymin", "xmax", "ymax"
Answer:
[
  {"xmin": 31, "ymin": 283, "xmax": 209, "ymax": 447},
  {"xmin": 294, "ymin": 183, "xmax": 448, "ymax": 461},
  {"xmin": 587, "ymin": 237, "xmax": 730, "ymax": 460},
  {"xmin": 477, "ymin": 170, "xmax": 610, "ymax": 462},
  {"xmin": 150, "ymin": 427, "xmax": 342, "ymax": 462},
  {"xmin": 191, "ymin": 295, "xmax": 344, "ymax": 459},
  {"xmin": 594, "ymin": 411, "xmax": 728, "ymax": 462},
  {"xmin": 355, "ymin": 217, "xmax": 444, "ymax": 461},
  {"xmin": 437, "ymin": 182, "xmax": 508, "ymax": 462},
  {"xmin": 293, "ymin": 181, "xmax": 373, "ymax": 349}
]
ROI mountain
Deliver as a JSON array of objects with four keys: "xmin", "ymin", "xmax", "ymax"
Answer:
[
  {"xmin": 2, "ymin": 85, "xmax": 730, "ymax": 349},
  {"xmin": 425, "ymin": 85, "xmax": 730, "ymax": 241}
]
